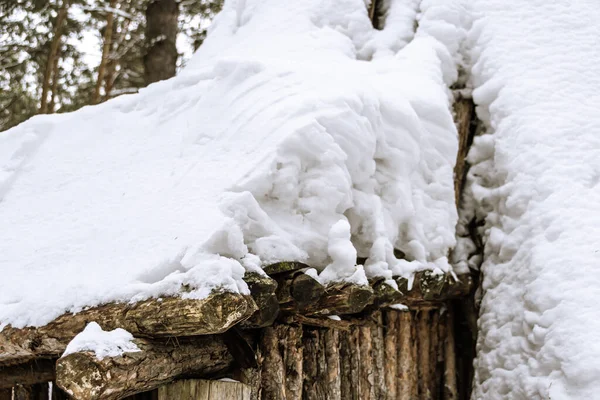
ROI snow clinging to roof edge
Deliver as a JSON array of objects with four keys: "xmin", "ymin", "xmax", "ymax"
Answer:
[{"xmin": 0, "ymin": 0, "xmax": 465, "ymax": 328}]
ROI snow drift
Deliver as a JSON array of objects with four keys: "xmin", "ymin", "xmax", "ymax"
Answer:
[
  {"xmin": 465, "ymin": 0, "xmax": 600, "ymax": 398},
  {"xmin": 0, "ymin": 0, "xmax": 464, "ymax": 329}
]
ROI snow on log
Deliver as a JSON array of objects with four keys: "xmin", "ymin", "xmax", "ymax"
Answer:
[
  {"xmin": 56, "ymin": 336, "xmax": 233, "ymax": 400},
  {"xmin": 0, "ymin": 291, "xmax": 255, "ymax": 366}
]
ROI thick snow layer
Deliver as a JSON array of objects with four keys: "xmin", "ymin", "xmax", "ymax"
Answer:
[
  {"xmin": 467, "ymin": 1, "xmax": 600, "ymax": 398},
  {"xmin": 62, "ymin": 322, "xmax": 141, "ymax": 360},
  {"xmin": 0, "ymin": 0, "xmax": 463, "ymax": 328}
]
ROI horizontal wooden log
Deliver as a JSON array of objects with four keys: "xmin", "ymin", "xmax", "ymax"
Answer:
[
  {"xmin": 263, "ymin": 262, "xmax": 309, "ymax": 276},
  {"xmin": 1, "ymin": 291, "xmax": 256, "ymax": 367},
  {"xmin": 239, "ymin": 273, "xmax": 279, "ymax": 329},
  {"xmin": 304, "ymin": 282, "xmax": 374, "ymax": 316},
  {"xmin": 56, "ymin": 336, "xmax": 233, "ymax": 400},
  {"xmin": 275, "ymin": 270, "xmax": 325, "ymax": 312},
  {"xmin": 396, "ymin": 272, "xmax": 473, "ymax": 306},
  {"xmin": 0, "ymin": 359, "xmax": 56, "ymax": 389}
]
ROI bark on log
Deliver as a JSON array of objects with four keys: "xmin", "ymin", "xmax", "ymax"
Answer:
[
  {"xmin": 157, "ymin": 379, "xmax": 250, "ymax": 400},
  {"xmin": 257, "ymin": 327, "xmax": 285, "ymax": 400},
  {"xmin": 263, "ymin": 262, "xmax": 308, "ymax": 276},
  {"xmin": 277, "ymin": 325, "xmax": 303, "ymax": 400},
  {"xmin": 274, "ymin": 271, "xmax": 324, "ymax": 313},
  {"xmin": 239, "ymin": 273, "xmax": 279, "ymax": 329},
  {"xmin": 358, "ymin": 325, "xmax": 374, "ymax": 399},
  {"xmin": 372, "ymin": 312, "xmax": 386, "ymax": 399},
  {"xmin": 397, "ymin": 311, "xmax": 417, "ymax": 400},
  {"xmin": 0, "ymin": 292, "xmax": 255, "ymax": 366},
  {"xmin": 55, "ymin": 336, "xmax": 233, "ymax": 400},
  {"xmin": 396, "ymin": 272, "xmax": 473, "ymax": 306},
  {"xmin": 303, "ymin": 283, "xmax": 374, "ymax": 316},
  {"xmin": 383, "ymin": 311, "xmax": 398, "ymax": 400},
  {"xmin": 453, "ymin": 96, "xmax": 476, "ymax": 205},
  {"xmin": 339, "ymin": 328, "xmax": 360, "ymax": 400},
  {"xmin": 444, "ymin": 308, "xmax": 458, "ymax": 400},
  {"xmin": 0, "ymin": 359, "xmax": 56, "ymax": 389},
  {"xmin": 302, "ymin": 328, "xmax": 325, "ymax": 400},
  {"xmin": 417, "ymin": 311, "xmax": 432, "ymax": 399},
  {"xmin": 323, "ymin": 329, "xmax": 341, "ymax": 400}
]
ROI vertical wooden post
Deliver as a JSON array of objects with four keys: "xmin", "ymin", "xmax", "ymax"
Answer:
[
  {"xmin": 302, "ymin": 327, "xmax": 323, "ymax": 399},
  {"xmin": 383, "ymin": 311, "xmax": 398, "ymax": 400},
  {"xmin": 444, "ymin": 308, "xmax": 458, "ymax": 400},
  {"xmin": 259, "ymin": 327, "xmax": 286, "ymax": 400},
  {"xmin": 278, "ymin": 325, "xmax": 303, "ymax": 400},
  {"xmin": 397, "ymin": 311, "xmax": 416, "ymax": 400},
  {"xmin": 418, "ymin": 310, "xmax": 432, "ymax": 399},
  {"xmin": 340, "ymin": 327, "xmax": 360, "ymax": 400},
  {"xmin": 157, "ymin": 379, "xmax": 250, "ymax": 400},
  {"xmin": 372, "ymin": 312, "xmax": 386, "ymax": 399},
  {"xmin": 323, "ymin": 330, "xmax": 341, "ymax": 400},
  {"xmin": 359, "ymin": 325, "xmax": 374, "ymax": 399}
]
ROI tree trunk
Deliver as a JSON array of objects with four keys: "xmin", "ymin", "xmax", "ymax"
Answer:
[
  {"xmin": 144, "ymin": 0, "xmax": 179, "ymax": 85},
  {"xmin": 48, "ymin": 39, "xmax": 62, "ymax": 113},
  {"xmin": 40, "ymin": 0, "xmax": 69, "ymax": 114},
  {"xmin": 93, "ymin": 0, "xmax": 118, "ymax": 104}
]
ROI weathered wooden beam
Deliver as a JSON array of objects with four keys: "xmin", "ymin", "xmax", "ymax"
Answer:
[
  {"xmin": 303, "ymin": 282, "xmax": 374, "ymax": 316},
  {"xmin": 0, "ymin": 291, "xmax": 256, "ymax": 366},
  {"xmin": 257, "ymin": 327, "xmax": 286, "ymax": 400},
  {"xmin": 274, "ymin": 270, "xmax": 324, "ymax": 313},
  {"xmin": 0, "ymin": 359, "xmax": 56, "ymax": 389},
  {"xmin": 383, "ymin": 311, "xmax": 398, "ymax": 400},
  {"xmin": 397, "ymin": 311, "xmax": 417, "ymax": 400},
  {"xmin": 55, "ymin": 336, "xmax": 234, "ymax": 400},
  {"xmin": 262, "ymin": 262, "xmax": 308, "ymax": 276},
  {"xmin": 239, "ymin": 273, "xmax": 279, "ymax": 329},
  {"xmin": 339, "ymin": 327, "xmax": 360, "ymax": 400},
  {"xmin": 157, "ymin": 379, "xmax": 250, "ymax": 400},
  {"xmin": 443, "ymin": 308, "xmax": 458, "ymax": 400},
  {"xmin": 396, "ymin": 272, "xmax": 473, "ymax": 306}
]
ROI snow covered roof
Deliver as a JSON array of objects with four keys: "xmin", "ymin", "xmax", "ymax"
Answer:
[{"xmin": 0, "ymin": 0, "xmax": 464, "ymax": 329}]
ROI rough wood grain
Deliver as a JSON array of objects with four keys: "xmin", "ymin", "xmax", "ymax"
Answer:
[
  {"xmin": 397, "ymin": 311, "xmax": 416, "ymax": 400},
  {"xmin": 444, "ymin": 308, "xmax": 458, "ymax": 400},
  {"xmin": 417, "ymin": 311, "xmax": 432, "ymax": 399},
  {"xmin": 358, "ymin": 325, "xmax": 374, "ymax": 400},
  {"xmin": 277, "ymin": 325, "xmax": 303, "ymax": 400},
  {"xmin": 323, "ymin": 329, "xmax": 341, "ymax": 400},
  {"xmin": 55, "ymin": 336, "xmax": 233, "ymax": 400},
  {"xmin": 0, "ymin": 389, "xmax": 11, "ymax": 400},
  {"xmin": 1, "ymin": 291, "xmax": 255, "ymax": 366},
  {"xmin": 240, "ymin": 273, "xmax": 279, "ymax": 329},
  {"xmin": 275, "ymin": 271, "xmax": 324, "ymax": 313},
  {"xmin": 372, "ymin": 312, "xmax": 386, "ymax": 399},
  {"xmin": 396, "ymin": 272, "xmax": 473, "ymax": 306},
  {"xmin": 157, "ymin": 379, "xmax": 250, "ymax": 400},
  {"xmin": 258, "ymin": 327, "xmax": 285, "ymax": 400},
  {"xmin": 383, "ymin": 311, "xmax": 398, "ymax": 400},
  {"xmin": 453, "ymin": 96, "xmax": 476, "ymax": 206},
  {"xmin": 339, "ymin": 328, "xmax": 360, "ymax": 400},
  {"xmin": 0, "ymin": 359, "xmax": 56, "ymax": 389},
  {"xmin": 303, "ymin": 283, "xmax": 374, "ymax": 316}
]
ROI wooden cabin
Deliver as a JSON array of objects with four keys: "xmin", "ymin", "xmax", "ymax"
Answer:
[{"xmin": 0, "ymin": 265, "xmax": 475, "ymax": 400}]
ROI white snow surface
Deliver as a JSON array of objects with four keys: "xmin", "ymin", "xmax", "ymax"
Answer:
[
  {"xmin": 467, "ymin": 0, "xmax": 600, "ymax": 399},
  {"xmin": 0, "ymin": 0, "xmax": 464, "ymax": 328},
  {"xmin": 62, "ymin": 322, "xmax": 141, "ymax": 360}
]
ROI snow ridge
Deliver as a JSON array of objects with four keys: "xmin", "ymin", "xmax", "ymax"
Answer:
[{"xmin": 0, "ymin": 0, "xmax": 463, "ymax": 328}]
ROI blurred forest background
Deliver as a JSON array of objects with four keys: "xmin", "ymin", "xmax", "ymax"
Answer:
[{"xmin": 0, "ymin": 0, "xmax": 223, "ymax": 132}]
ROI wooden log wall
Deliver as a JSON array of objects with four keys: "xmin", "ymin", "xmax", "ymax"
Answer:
[{"xmin": 252, "ymin": 308, "xmax": 457, "ymax": 400}]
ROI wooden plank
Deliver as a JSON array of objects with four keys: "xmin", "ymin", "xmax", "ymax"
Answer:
[
  {"xmin": 383, "ymin": 311, "xmax": 398, "ymax": 400},
  {"xmin": 417, "ymin": 310, "xmax": 432, "ymax": 399},
  {"xmin": 397, "ymin": 311, "xmax": 416, "ymax": 400},
  {"xmin": 157, "ymin": 380, "xmax": 250, "ymax": 400}
]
